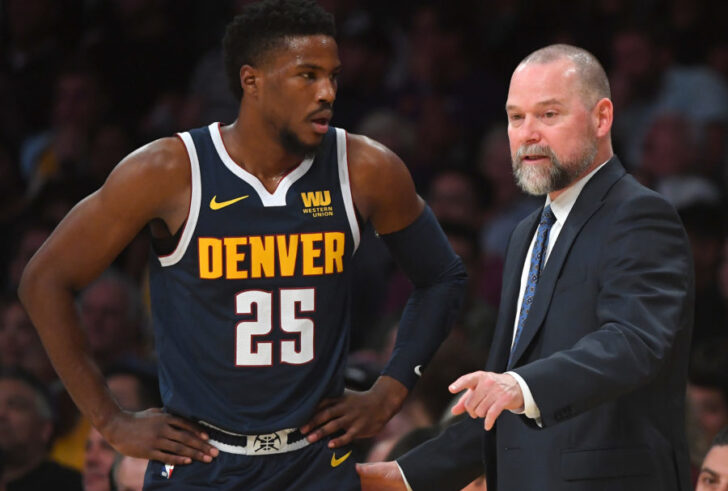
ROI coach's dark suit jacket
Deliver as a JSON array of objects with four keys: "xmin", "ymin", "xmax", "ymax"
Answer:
[{"xmin": 398, "ymin": 157, "xmax": 694, "ymax": 490}]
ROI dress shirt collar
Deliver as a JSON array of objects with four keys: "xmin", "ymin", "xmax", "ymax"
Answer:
[{"xmin": 545, "ymin": 158, "xmax": 611, "ymax": 223}]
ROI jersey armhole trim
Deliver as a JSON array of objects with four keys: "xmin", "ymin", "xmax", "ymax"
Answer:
[
  {"xmin": 158, "ymin": 132, "xmax": 201, "ymax": 267},
  {"xmin": 336, "ymin": 128, "xmax": 361, "ymax": 254}
]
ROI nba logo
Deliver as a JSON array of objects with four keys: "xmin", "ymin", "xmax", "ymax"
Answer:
[{"xmin": 162, "ymin": 464, "xmax": 175, "ymax": 479}]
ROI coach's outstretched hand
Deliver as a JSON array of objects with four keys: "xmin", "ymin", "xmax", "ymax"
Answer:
[
  {"xmin": 450, "ymin": 371, "xmax": 525, "ymax": 430},
  {"xmin": 301, "ymin": 375, "xmax": 408, "ymax": 448},
  {"xmin": 100, "ymin": 408, "xmax": 219, "ymax": 465},
  {"xmin": 357, "ymin": 462, "xmax": 408, "ymax": 491}
]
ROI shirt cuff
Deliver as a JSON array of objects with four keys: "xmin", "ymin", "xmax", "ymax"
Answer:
[
  {"xmin": 396, "ymin": 461, "xmax": 414, "ymax": 491},
  {"xmin": 506, "ymin": 370, "xmax": 542, "ymax": 424}
]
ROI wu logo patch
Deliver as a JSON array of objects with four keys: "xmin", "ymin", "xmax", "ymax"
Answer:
[
  {"xmin": 254, "ymin": 434, "xmax": 282, "ymax": 453},
  {"xmin": 301, "ymin": 190, "xmax": 334, "ymax": 218},
  {"xmin": 301, "ymin": 190, "xmax": 331, "ymax": 207}
]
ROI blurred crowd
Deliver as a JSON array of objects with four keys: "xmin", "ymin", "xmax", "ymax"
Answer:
[{"xmin": 1, "ymin": 0, "xmax": 727, "ymax": 490}]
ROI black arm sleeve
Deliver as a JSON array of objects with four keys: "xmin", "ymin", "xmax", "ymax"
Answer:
[{"xmin": 379, "ymin": 205, "xmax": 467, "ymax": 389}]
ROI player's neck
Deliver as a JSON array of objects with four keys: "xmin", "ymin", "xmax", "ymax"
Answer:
[{"xmin": 222, "ymin": 117, "xmax": 304, "ymax": 180}]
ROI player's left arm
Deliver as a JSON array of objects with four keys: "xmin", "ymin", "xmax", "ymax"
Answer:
[{"xmin": 302, "ymin": 133, "xmax": 467, "ymax": 448}]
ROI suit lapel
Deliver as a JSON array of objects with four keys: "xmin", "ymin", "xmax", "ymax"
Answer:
[{"xmin": 507, "ymin": 158, "xmax": 627, "ymax": 368}]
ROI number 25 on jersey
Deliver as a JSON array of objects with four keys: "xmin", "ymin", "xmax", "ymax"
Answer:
[{"xmin": 235, "ymin": 288, "xmax": 314, "ymax": 366}]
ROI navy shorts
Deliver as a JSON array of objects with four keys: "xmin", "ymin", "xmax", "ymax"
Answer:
[{"xmin": 143, "ymin": 438, "xmax": 361, "ymax": 490}]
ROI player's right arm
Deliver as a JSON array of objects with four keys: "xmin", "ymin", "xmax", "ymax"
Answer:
[{"xmin": 18, "ymin": 137, "xmax": 219, "ymax": 466}]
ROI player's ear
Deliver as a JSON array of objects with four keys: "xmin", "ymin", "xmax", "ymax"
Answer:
[{"xmin": 240, "ymin": 64, "xmax": 260, "ymax": 98}]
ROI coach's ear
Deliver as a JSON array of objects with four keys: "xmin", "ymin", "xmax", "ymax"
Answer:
[
  {"xmin": 593, "ymin": 97, "xmax": 613, "ymax": 138},
  {"xmin": 240, "ymin": 64, "xmax": 260, "ymax": 99}
]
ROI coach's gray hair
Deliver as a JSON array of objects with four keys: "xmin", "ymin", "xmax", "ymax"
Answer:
[{"xmin": 519, "ymin": 44, "xmax": 611, "ymax": 106}]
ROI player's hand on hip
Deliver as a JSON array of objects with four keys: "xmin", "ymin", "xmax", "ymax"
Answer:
[
  {"xmin": 100, "ymin": 408, "xmax": 220, "ymax": 465},
  {"xmin": 449, "ymin": 371, "xmax": 524, "ymax": 431},
  {"xmin": 301, "ymin": 376, "xmax": 408, "ymax": 448},
  {"xmin": 356, "ymin": 462, "xmax": 408, "ymax": 491}
]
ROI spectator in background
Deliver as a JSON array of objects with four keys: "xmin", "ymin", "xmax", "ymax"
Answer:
[
  {"xmin": 356, "ymin": 110, "xmax": 416, "ymax": 164},
  {"xmin": 332, "ymin": 17, "xmax": 395, "ymax": 130},
  {"xmin": 80, "ymin": 0, "xmax": 193, "ymax": 138},
  {"xmin": 82, "ymin": 428, "xmax": 116, "ymax": 491},
  {"xmin": 79, "ymin": 270, "xmax": 149, "ymax": 371},
  {"xmin": 636, "ymin": 113, "xmax": 696, "ymax": 187},
  {"xmin": 696, "ymin": 426, "xmax": 728, "ymax": 491},
  {"xmin": 0, "ymin": 369, "xmax": 82, "ymax": 491},
  {"xmin": 0, "ymin": 0, "xmax": 70, "ymax": 149},
  {"xmin": 85, "ymin": 124, "xmax": 134, "ymax": 191},
  {"xmin": 19, "ymin": 63, "xmax": 108, "ymax": 198},
  {"xmin": 427, "ymin": 168, "xmax": 487, "ymax": 231},
  {"xmin": 678, "ymin": 203, "xmax": 727, "ymax": 343},
  {"xmin": 609, "ymin": 26, "xmax": 728, "ymax": 172},
  {"xmin": 49, "ymin": 273, "xmax": 152, "ymax": 471},
  {"xmin": 0, "ymin": 143, "xmax": 26, "ymax": 233},
  {"xmin": 5, "ymin": 220, "xmax": 53, "ymax": 293},
  {"xmin": 688, "ymin": 339, "xmax": 728, "ymax": 468},
  {"xmin": 110, "ymin": 455, "xmax": 147, "ymax": 491},
  {"xmin": 83, "ymin": 364, "xmax": 160, "ymax": 491},
  {"xmin": 438, "ymin": 220, "xmax": 497, "ymax": 354},
  {"xmin": 105, "ymin": 362, "xmax": 162, "ymax": 412},
  {"xmin": 0, "ymin": 295, "xmax": 55, "ymax": 384}
]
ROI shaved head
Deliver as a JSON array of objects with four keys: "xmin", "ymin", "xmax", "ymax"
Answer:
[{"xmin": 518, "ymin": 44, "xmax": 610, "ymax": 108}]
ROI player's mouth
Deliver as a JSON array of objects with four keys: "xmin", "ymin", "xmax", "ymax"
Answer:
[
  {"xmin": 309, "ymin": 110, "xmax": 332, "ymax": 134},
  {"xmin": 311, "ymin": 118, "xmax": 329, "ymax": 133}
]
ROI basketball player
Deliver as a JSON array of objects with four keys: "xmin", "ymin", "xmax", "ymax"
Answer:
[{"xmin": 18, "ymin": 1, "xmax": 466, "ymax": 489}]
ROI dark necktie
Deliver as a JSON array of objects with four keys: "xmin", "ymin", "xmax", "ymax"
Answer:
[{"xmin": 509, "ymin": 205, "xmax": 557, "ymax": 366}]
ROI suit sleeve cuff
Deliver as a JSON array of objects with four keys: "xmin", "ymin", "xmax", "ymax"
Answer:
[
  {"xmin": 396, "ymin": 461, "xmax": 414, "ymax": 491},
  {"xmin": 506, "ymin": 370, "xmax": 542, "ymax": 423}
]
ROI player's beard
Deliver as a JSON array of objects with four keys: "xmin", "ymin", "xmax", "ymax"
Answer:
[
  {"xmin": 512, "ymin": 140, "xmax": 597, "ymax": 196},
  {"xmin": 279, "ymin": 127, "xmax": 321, "ymax": 157}
]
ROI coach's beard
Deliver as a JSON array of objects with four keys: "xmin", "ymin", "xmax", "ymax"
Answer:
[{"xmin": 512, "ymin": 142, "xmax": 596, "ymax": 196}]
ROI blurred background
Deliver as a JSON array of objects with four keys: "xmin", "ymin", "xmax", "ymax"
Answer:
[{"xmin": 1, "ymin": 1, "xmax": 727, "ymax": 490}]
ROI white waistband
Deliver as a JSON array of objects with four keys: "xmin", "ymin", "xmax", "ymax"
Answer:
[{"xmin": 200, "ymin": 422, "xmax": 311, "ymax": 456}]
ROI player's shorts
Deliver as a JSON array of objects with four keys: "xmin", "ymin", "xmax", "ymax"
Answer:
[{"xmin": 142, "ymin": 427, "xmax": 360, "ymax": 490}]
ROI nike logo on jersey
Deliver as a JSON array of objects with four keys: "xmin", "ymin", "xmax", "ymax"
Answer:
[
  {"xmin": 414, "ymin": 365, "xmax": 423, "ymax": 376},
  {"xmin": 210, "ymin": 194, "xmax": 249, "ymax": 210},
  {"xmin": 330, "ymin": 450, "xmax": 352, "ymax": 467}
]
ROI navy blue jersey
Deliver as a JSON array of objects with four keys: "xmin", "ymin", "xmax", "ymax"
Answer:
[{"xmin": 148, "ymin": 123, "xmax": 361, "ymax": 433}]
